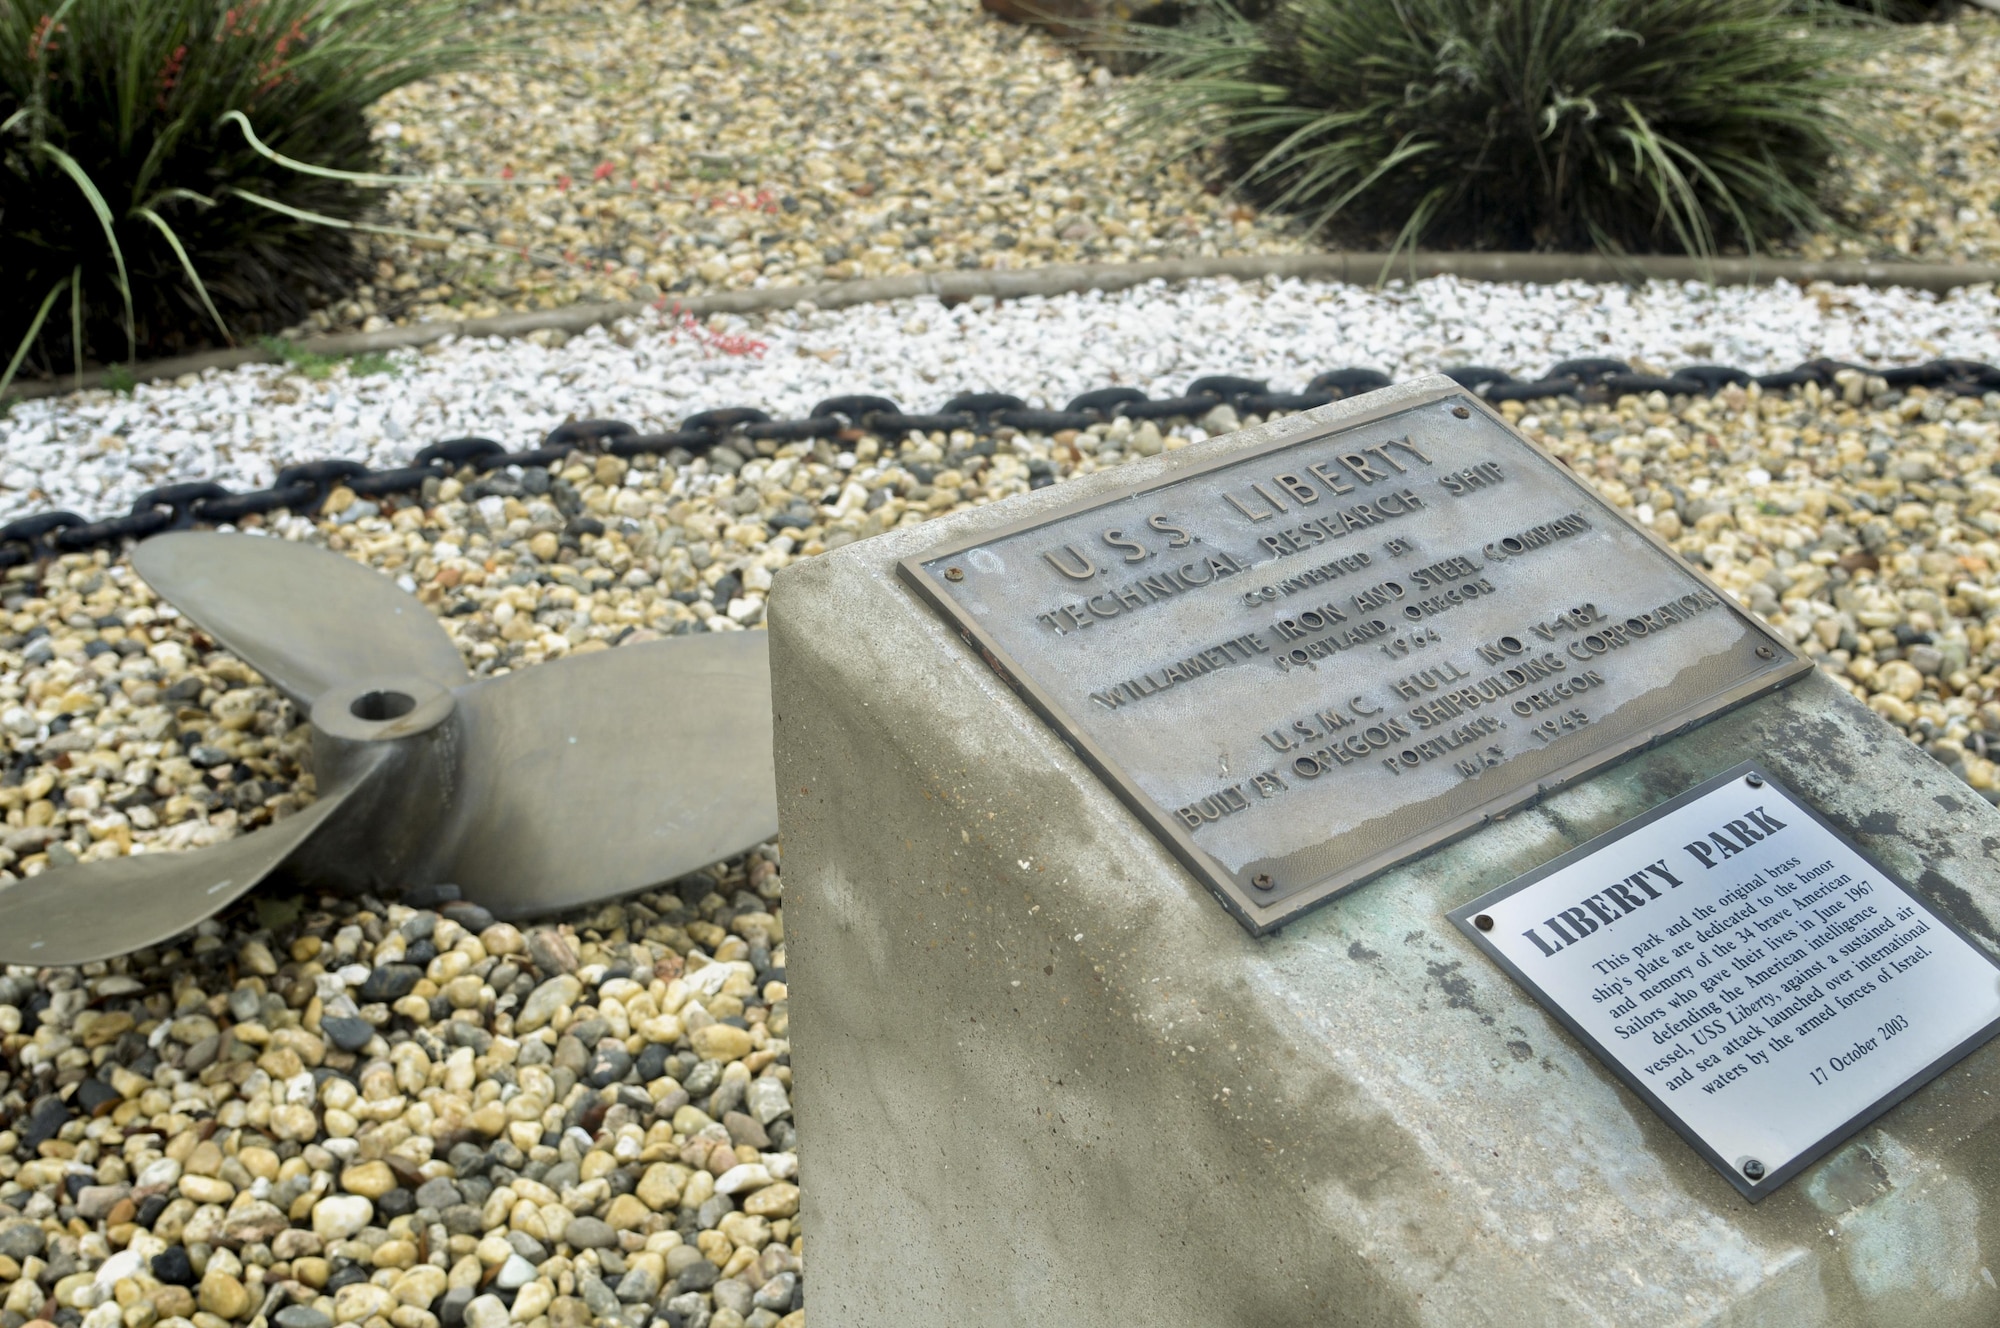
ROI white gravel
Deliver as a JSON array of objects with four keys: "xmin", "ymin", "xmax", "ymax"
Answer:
[{"xmin": 4, "ymin": 274, "xmax": 1998, "ymax": 523}]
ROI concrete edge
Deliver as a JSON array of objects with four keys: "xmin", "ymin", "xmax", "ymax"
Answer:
[{"xmin": 6, "ymin": 251, "xmax": 1998, "ymax": 405}]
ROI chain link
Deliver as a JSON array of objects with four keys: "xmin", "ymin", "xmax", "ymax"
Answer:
[{"xmin": 3, "ymin": 358, "xmax": 1995, "ymax": 571}]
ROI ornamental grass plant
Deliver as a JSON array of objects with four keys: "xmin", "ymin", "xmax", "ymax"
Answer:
[
  {"xmin": 1110, "ymin": 0, "xmax": 1880, "ymax": 257},
  {"xmin": 0, "ymin": 0, "xmax": 490, "ymax": 391}
]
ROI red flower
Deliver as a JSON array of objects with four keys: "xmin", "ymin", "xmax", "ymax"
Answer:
[
  {"xmin": 27, "ymin": 13, "xmax": 65, "ymax": 60},
  {"xmin": 219, "ymin": 0, "xmax": 268, "ymax": 40},
  {"xmin": 672, "ymin": 311, "xmax": 766, "ymax": 358},
  {"xmin": 156, "ymin": 43, "xmax": 188, "ymax": 108}
]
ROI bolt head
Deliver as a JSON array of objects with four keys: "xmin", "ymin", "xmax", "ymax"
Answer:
[
  {"xmin": 1746, "ymin": 773, "xmax": 1764, "ymax": 788},
  {"xmin": 1742, "ymin": 1158, "xmax": 1766, "ymax": 1180},
  {"xmin": 1452, "ymin": 404, "xmax": 1471, "ymax": 418},
  {"xmin": 944, "ymin": 566, "xmax": 964, "ymax": 582},
  {"xmin": 1474, "ymin": 914, "xmax": 1494, "ymax": 932},
  {"xmin": 1251, "ymin": 873, "xmax": 1274, "ymax": 891}
]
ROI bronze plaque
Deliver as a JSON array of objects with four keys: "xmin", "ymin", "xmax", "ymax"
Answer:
[{"xmin": 900, "ymin": 381, "xmax": 1812, "ymax": 934}]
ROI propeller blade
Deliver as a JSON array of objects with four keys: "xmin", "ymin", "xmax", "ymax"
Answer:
[
  {"xmin": 133, "ymin": 532, "xmax": 469, "ymax": 711},
  {"xmin": 436, "ymin": 632, "xmax": 777, "ymax": 917},
  {"xmin": 0, "ymin": 746, "xmax": 390, "ymax": 965}
]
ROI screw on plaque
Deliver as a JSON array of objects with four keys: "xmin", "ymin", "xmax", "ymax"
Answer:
[
  {"xmin": 1452, "ymin": 405, "xmax": 1471, "ymax": 419},
  {"xmin": 1742, "ymin": 1158, "xmax": 1766, "ymax": 1181},
  {"xmin": 1474, "ymin": 914, "xmax": 1494, "ymax": 931},
  {"xmin": 1746, "ymin": 773, "xmax": 1765, "ymax": 788},
  {"xmin": 1252, "ymin": 873, "xmax": 1274, "ymax": 891},
  {"xmin": 945, "ymin": 567, "xmax": 965, "ymax": 582},
  {"xmin": 1755, "ymin": 645, "xmax": 1776, "ymax": 659}
]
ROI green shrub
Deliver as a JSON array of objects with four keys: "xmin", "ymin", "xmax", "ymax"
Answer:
[
  {"xmin": 1111, "ymin": 0, "xmax": 1878, "ymax": 255},
  {"xmin": 1, "ymin": 0, "xmax": 488, "ymax": 389}
]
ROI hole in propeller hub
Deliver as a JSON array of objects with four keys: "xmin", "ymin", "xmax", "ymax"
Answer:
[
  {"xmin": 312, "ymin": 675, "xmax": 455, "ymax": 743},
  {"xmin": 350, "ymin": 690, "xmax": 417, "ymax": 723}
]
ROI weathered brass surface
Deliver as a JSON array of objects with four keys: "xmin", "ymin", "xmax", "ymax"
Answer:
[{"xmin": 902, "ymin": 383, "xmax": 1812, "ymax": 933}]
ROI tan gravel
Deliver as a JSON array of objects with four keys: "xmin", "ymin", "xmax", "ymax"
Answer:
[
  {"xmin": 0, "ymin": 852, "xmax": 801, "ymax": 1328},
  {"xmin": 303, "ymin": 5, "xmax": 2000, "ymax": 337},
  {"xmin": 1794, "ymin": 11, "xmax": 2000, "ymax": 263},
  {"xmin": 1503, "ymin": 378, "xmax": 2000, "ymax": 796},
  {"xmin": 324, "ymin": 0, "xmax": 1306, "ymax": 334}
]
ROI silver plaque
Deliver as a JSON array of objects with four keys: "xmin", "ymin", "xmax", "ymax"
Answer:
[
  {"xmin": 1450, "ymin": 763, "xmax": 2000, "ymax": 1199},
  {"xmin": 901, "ymin": 381, "xmax": 1810, "ymax": 933}
]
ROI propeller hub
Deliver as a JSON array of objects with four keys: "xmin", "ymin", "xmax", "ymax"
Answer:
[{"xmin": 311, "ymin": 674, "xmax": 457, "ymax": 743}]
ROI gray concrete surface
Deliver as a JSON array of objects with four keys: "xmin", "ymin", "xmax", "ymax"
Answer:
[{"xmin": 770, "ymin": 381, "xmax": 2000, "ymax": 1327}]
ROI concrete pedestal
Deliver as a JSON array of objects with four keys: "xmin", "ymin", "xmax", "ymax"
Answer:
[{"xmin": 770, "ymin": 387, "xmax": 2000, "ymax": 1327}]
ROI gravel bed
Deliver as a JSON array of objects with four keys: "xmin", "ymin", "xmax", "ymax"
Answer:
[
  {"xmin": 1798, "ymin": 12, "xmax": 2000, "ymax": 264},
  {"xmin": 331, "ymin": 0, "xmax": 1305, "ymax": 333},
  {"xmin": 4, "ymin": 272, "xmax": 2000, "ymax": 1328},
  {"xmin": 317, "ymin": 3, "xmax": 2000, "ymax": 335},
  {"xmin": 5, "ymin": 274, "xmax": 1999, "ymax": 523},
  {"xmin": 0, "ymin": 864, "xmax": 800, "ymax": 1328}
]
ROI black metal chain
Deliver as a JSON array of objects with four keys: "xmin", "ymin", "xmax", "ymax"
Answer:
[{"xmin": 3, "ymin": 356, "xmax": 1995, "ymax": 572}]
